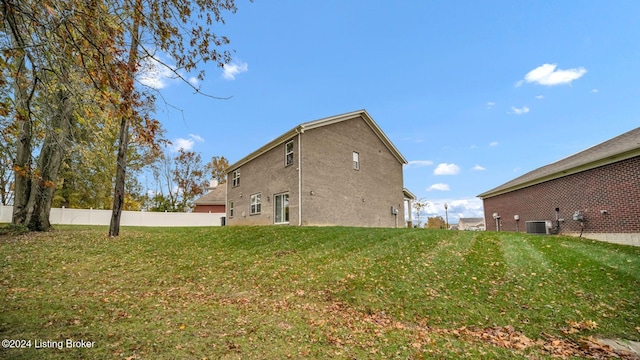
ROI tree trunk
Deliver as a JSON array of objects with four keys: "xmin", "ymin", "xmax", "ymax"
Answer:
[
  {"xmin": 109, "ymin": 115, "xmax": 129, "ymax": 236},
  {"xmin": 6, "ymin": 2, "xmax": 33, "ymax": 226},
  {"xmin": 24, "ymin": 89, "xmax": 73, "ymax": 231},
  {"xmin": 109, "ymin": 0, "xmax": 142, "ymax": 237},
  {"xmin": 12, "ymin": 85, "xmax": 32, "ymax": 226}
]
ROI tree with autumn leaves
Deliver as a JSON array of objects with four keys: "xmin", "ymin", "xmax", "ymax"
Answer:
[
  {"xmin": 1, "ymin": 0, "xmax": 242, "ymax": 235},
  {"xmin": 147, "ymin": 148, "xmax": 211, "ymax": 212}
]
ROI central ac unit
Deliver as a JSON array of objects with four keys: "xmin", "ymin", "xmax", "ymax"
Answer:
[{"xmin": 525, "ymin": 221, "xmax": 552, "ymax": 234}]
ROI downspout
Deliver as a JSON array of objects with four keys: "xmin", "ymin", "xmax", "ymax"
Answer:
[
  {"xmin": 297, "ymin": 128, "xmax": 303, "ymax": 226},
  {"xmin": 224, "ymin": 175, "xmax": 228, "ymax": 225}
]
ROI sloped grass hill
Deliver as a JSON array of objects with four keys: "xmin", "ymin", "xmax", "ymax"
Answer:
[{"xmin": 2, "ymin": 226, "xmax": 639, "ymax": 359}]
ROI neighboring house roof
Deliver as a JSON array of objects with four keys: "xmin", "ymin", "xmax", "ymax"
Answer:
[
  {"xmin": 226, "ymin": 109, "xmax": 408, "ymax": 172},
  {"xmin": 478, "ymin": 127, "xmax": 640, "ymax": 199},
  {"xmin": 194, "ymin": 185, "xmax": 226, "ymax": 206},
  {"xmin": 459, "ymin": 218, "xmax": 485, "ymax": 226}
]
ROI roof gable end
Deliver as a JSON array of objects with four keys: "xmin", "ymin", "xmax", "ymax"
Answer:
[{"xmin": 226, "ymin": 110, "xmax": 407, "ymax": 172}]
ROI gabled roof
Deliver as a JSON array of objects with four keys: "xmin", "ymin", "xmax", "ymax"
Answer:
[
  {"xmin": 478, "ymin": 126, "xmax": 640, "ymax": 199},
  {"xmin": 194, "ymin": 185, "xmax": 226, "ymax": 206},
  {"xmin": 226, "ymin": 110, "xmax": 407, "ymax": 173}
]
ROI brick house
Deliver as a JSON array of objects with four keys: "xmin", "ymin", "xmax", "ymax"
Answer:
[
  {"xmin": 477, "ymin": 127, "xmax": 640, "ymax": 246},
  {"xmin": 225, "ymin": 110, "xmax": 409, "ymax": 227},
  {"xmin": 193, "ymin": 182, "xmax": 226, "ymax": 214}
]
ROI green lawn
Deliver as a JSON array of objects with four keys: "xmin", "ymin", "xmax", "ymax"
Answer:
[{"xmin": 1, "ymin": 226, "xmax": 639, "ymax": 359}]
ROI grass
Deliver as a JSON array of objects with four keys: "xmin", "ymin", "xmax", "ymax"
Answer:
[{"xmin": 1, "ymin": 226, "xmax": 639, "ymax": 359}]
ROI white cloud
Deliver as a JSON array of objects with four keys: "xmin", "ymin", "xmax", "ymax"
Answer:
[
  {"xmin": 222, "ymin": 61, "xmax": 248, "ymax": 80},
  {"xmin": 487, "ymin": 101, "xmax": 495, "ymax": 109},
  {"xmin": 188, "ymin": 133, "xmax": 204, "ymax": 143},
  {"xmin": 510, "ymin": 106, "xmax": 530, "ymax": 115},
  {"xmin": 591, "ymin": 88, "xmax": 599, "ymax": 93},
  {"xmin": 172, "ymin": 134, "xmax": 204, "ymax": 151},
  {"xmin": 447, "ymin": 198, "xmax": 485, "ymax": 221},
  {"xmin": 407, "ymin": 160, "xmax": 434, "ymax": 168},
  {"xmin": 489, "ymin": 141, "xmax": 499, "ymax": 147},
  {"xmin": 472, "ymin": 165, "xmax": 486, "ymax": 171},
  {"xmin": 138, "ymin": 56, "xmax": 175, "ymax": 89},
  {"xmin": 188, "ymin": 76, "xmax": 199, "ymax": 87},
  {"xmin": 137, "ymin": 53, "xmax": 202, "ymax": 89},
  {"xmin": 517, "ymin": 63, "xmax": 587, "ymax": 87},
  {"xmin": 434, "ymin": 163, "xmax": 460, "ymax": 175},
  {"xmin": 535, "ymin": 95, "xmax": 544, "ymax": 99},
  {"xmin": 173, "ymin": 138, "xmax": 195, "ymax": 151},
  {"xmin": 427, "ymin": 183, "xmax": 450, "ymax": 191},
  {"xmin": 413, "ymin": 198, "xmax": 484, "ymax": 224}
]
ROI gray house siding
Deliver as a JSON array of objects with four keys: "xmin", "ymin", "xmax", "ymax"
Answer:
[
  {"xmin": 226, "ymin": 137, "xmax": 300, "ymax": 225},
  {"xmin": 300, "ymin": 117, "xmax": 405, "ymax": 227},
  {"xmin": 225, "ymin": 110, "xmax": 407, "ymax": 227}
]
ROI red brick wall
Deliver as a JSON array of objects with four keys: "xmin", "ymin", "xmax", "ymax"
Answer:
[
  {"xmin": 482, "ymin": 156, "xmax": 640, "ymax": 234},
  {"xmin": 193, "ymin": 205, "xmax": 225, "ymax": 214}
]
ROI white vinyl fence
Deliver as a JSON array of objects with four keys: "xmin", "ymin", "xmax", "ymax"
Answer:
[{"xmin": 0, "ymin": 205, "xmax": 224, "ymax": 227}]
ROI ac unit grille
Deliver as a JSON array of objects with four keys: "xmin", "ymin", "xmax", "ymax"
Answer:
[{"xmin": 525, "ymin": 221, "xmax": 550, "ymax": 234}]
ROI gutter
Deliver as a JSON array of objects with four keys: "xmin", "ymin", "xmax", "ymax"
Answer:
[{"xmin": 478, "ymin": 148, "xmax": 640, "ymax": 199}]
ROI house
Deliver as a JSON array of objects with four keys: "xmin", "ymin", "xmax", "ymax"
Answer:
[
  {"xmin": 224, "ymin": 110, "xmax": 410, "ymax": 227},
  {"xmin": 458, "ymin": 217, "xmax": 485, "ymax": 231},
  {"xmin": 477, "ymin": 127, "xmax": 640, "ymax": 246},
  {"xmin": 193, "ymin": 181, "xmax": 226, "ymax": 214}
]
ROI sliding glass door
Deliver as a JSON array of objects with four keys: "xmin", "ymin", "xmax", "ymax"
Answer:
[{"xmin": 274, "ymin": 193, "xmax": 289, "ymax": 224}]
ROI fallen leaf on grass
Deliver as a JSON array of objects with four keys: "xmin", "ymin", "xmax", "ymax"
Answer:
[{"xmin": 563, "ymin": 319, "xmax": 598, "ymax": 334}]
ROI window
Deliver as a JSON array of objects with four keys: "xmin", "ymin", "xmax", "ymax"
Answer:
[
  {"xmin": 285, "ymin": 140, "xmax": 294, "ymax": 166},
  {"xmin": 229, "ymin": 201, "xmax": 234, "ymax": 217},
  {"xmin": 232, "ymin": 169, "xmax": 240, "ymax": 187},
  {"xmin": 274, "ymin": 193, "xmax": 289, "ymax": 224},
  {"xmin": 250, "ymin": 193, "xmax": 261, "ymax": 215},
  {"xmin": 353, "ymin": 152, "xmax": 360, "ymax": 170}
]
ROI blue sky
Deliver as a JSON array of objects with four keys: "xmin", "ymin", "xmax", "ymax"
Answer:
[{"xmin": 141, "ymin": 1, "xmax": 640, "ymax": 223}]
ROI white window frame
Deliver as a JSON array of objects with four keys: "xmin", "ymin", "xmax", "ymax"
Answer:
[
  {"xmin": 353, "ymin": 151, "xmax": 360, "ymax": 170},
  {"xmin": 232, "ymin": 169, "xmax": 240, "ymax": 187},
  {"xmin": 274, "ymin": 193, "xmax": 290, "ymax": 224},
  {"xmin": 229, "ymin": 201, "xmax": 234, "ymax": 218},
  {"xmin": 285, "ymin": 140, "xmax": 294, "ymax": 166},
  {"xmin": 250, "ymin": 193, "xmax": 261, "ymax": 215}
]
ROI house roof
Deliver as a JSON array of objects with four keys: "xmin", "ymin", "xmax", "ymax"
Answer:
[
  {"xmin": 458, "ymin": 218, "xmax": 485, "ymax": 226},
  {"xmin": 478, "ymin": 126, "xmax": 640, "ymax": 199},
  {"xmin": 194, "ymin": 185, "xmax": 226, "ymax": 206},
  {"xmin": 403, "ymin": 188, "xmax": 416, "ymax": 200},
  {"xmin": 226, "ymin": 110, "xmax": 408, "ymax": 173}
]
